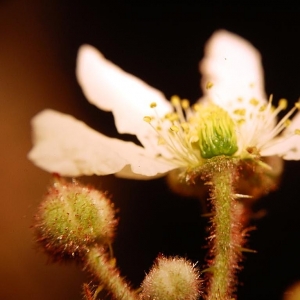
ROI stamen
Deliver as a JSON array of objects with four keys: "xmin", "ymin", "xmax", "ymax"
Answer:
[
  {"xmin": 181, "ymin": 99, "xmax": 190, "ymax": 109},
  {"xmin": 233, "ymin": 109, "xmax": 246, "ymax": 116},
  {"xmin": 170, "ymin": 125, "xmax": 179, "ymax": 133},
  {"xmin": 165, "ymin": 113, "xmax": 179, "ymax": 122},
  {"xmin": 182, "ymin": 100, "xmax": 193, "ymax": 120},
  {"xmin": 269, "ymin": 102, "xmax": 299, "ymax": 136},
  {"xmin": 181, "ymin": 123, "xmax": 189, "ymax": 133},
  {"xmin": 249, "ymin": 98, "xmax": 259, "ymax": 106},
  {"xmin": 170, "ymin": 95, "xmax": 185, "ymax": 123},
  {"xmin": 143, "ymin": 98, "xmax": 204, "ymax": 167},
  {"xmin": 144, "ymin": 91, "xmax": 299, "ymax": 169},
  {"xmin": 250, "ymin": 98, "xmax": 300, "ymax": 153},
  {"xmin": 193, "ymin": 104, "xmax": 201, "ymax": 112},
  {"xmin": 206, "ymin": 81, "xmax": 214, "ymax": 89},
  {"xmin": 271, "ymin": 98, "xmax": 288, "ymax": 116},
  {"xmin": 170, "ymin": 95, "xmax": 180, "ymax": 106},
  {"xmin": 259, "ymin": 105, "xmax": 266, "ymax": 112},
  {"xmin": 278, "ymin": 98, "xmax": 288, "ymax": 110},
  {"xmin": 143, "ymin": 116, "xmax": 152, "ymax": 123},
  {"xmin": 158, "ymin": 137, "xmax": 165, "ymax": 145}
]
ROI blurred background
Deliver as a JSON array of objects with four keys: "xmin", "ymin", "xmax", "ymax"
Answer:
[{"xmin": 1, "ymin": 1, "xmax": 300, "ymax": 299}]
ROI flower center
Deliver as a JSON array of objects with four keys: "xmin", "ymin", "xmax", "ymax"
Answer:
[
  {"xmin": 197, "ymin": 105, "xmax": 238, "ymax": 158},
  {"xmin": 143, "ymin": 96, "xmax": 238, "ymax": 168},
  {"xmin": 144, "ymin": 92, "xmax": 300, "ymax": 168}
]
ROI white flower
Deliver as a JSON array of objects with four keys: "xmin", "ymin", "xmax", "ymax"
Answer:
[{"xmin": 28, "ymin": 30, "xmax": 300, "ymax": 179}]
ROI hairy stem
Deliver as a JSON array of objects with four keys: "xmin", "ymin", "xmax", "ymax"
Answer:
[
  {"xmin": 204, "ymin": 157, "xmax": 246, "ymax": 300},
  {"xmin": 85, "ymin": 246, "xmax": 138, "ymax": 300}
]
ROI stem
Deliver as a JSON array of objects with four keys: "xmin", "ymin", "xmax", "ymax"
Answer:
[
  {"xmin": 204, "ymin": 157, "xmax": 246, "ymax": 300},
  {"xmin": 85, "ymin": 246, "xmax": 138, "ymax": 300}
]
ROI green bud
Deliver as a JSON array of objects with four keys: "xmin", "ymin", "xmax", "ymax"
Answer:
[
  {"xmin": 198, "ymin": 105, "xmax": 238, "ymax": 158},
  {"xmin": 140, "ymin": 256, "xmax": 201, "ymax": 300},
  {"xmin": 34, "ymin": 177, "xmax": 117, "ymax": 260}
]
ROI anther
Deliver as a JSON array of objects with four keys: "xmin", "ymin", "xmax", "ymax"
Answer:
[
  {"xmin": 171, "ymin": 95, "xmax": 180, "ymax": 106},
  {"xmin": 249, "ymin": 98, "xmax": 259, "ymax": 106},
  {"xmin": 166, "ymin": 113, "xmax": 179, "ymax": 122},
  {"xmin": 143, "ymin": 116, "xmax": 152, "ymax": 123},
  {"xmin": 233, "ymin": 109, "xmax": 246, "ymax": 116},
  {"xmin": 206, "ymin": 81, "xmax": 214, "ymax": 89},
  {"xmin": 193, "ymin": 104, "xmax": 201, "ymax": 111},
  {"xmin": 259, "ymin": 105, "xmax": 266, "ymax": 112},
  {"xmin": 181, "ymin": 123, "xmax": 189, "ymax": 132},
  {"xmin": 170, "ymin": 125, "xmax": 179, "ymax": 132},
  {"xmin": 278, "ymin": 98, "xmax": 288, "ymax": 110},
  {"xmin": 237, "ymin": 119, "xmax": 246, "ymax": 125},
  {"xmin": 181, "ymin": 99, "xmax": 190, "ymax": 109},
  {"xmin": 158, "ymin": 137, "xmax": 165, "ymax": 144}
]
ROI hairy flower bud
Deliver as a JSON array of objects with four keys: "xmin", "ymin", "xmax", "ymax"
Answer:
[
  {"xmin": 140, "ymin": 256, "xmax": 201, "ymax": 300},
  {"xmin": 33, "ymin": 177, "xmax": 117, "ymax": 260}
]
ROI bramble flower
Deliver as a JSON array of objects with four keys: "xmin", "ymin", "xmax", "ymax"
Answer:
[{"xmin": 28, "ymin": 30, "xmax": 300, "ymax": 180}]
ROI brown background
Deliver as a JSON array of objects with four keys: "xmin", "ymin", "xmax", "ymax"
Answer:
[{"xmin": 1, "ymin": 1, "xmax": 300, "ymax": 299}]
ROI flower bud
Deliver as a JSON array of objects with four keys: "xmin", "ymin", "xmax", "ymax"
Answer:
[
  {"xmin": 34, "ymin": 177, "xmax": 117, "ymax": 260},
  {"xmin": 140, "ymin": 256, "xmax": 201, "ymax": 300}
]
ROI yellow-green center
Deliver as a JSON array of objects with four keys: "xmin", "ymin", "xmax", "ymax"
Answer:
[
  {"xmin": 198, "ymin": 105, "xmax": 238, "ymax": 158},
  {"xmin": 144, "ymin": 97, "xmax": 239, "ymax": 168}
]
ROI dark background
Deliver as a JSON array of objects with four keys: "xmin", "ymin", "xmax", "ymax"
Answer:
[{"xmin": 1, "ymin": 1, "xmax": 300, "ymax": 299}]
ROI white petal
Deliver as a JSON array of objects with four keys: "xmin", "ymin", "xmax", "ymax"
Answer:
[
  {"xmin": 76, "ymin": 45, "xmax": 172, "ymax": 151},
  {"xmin": 280, "ymin": 111, "xmax": 300, "ymax": 160},
  {"xmin": 285, "ymin": 110, "xmax": 300, "ymax": 132},
  {"xmin": 200, "ymin": 30, "xmax": 266, "ymax": 104},
  {"xmin": 262, "ymin": 111, "xmax": 300, "ymax": 160},
  {"xmin": 28, "ymin": 109, "xmax": 177, "ymax": 178},
  {"xmin": 280, "ymin": 134, "xmax": 300, "ymax": 160},
  {"xmin": 260, "ymin": 135, "xmax": 300, "ymax": 160}
]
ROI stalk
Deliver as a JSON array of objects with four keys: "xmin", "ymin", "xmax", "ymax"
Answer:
[
  {"xmin": 85, "ymin": 246, "xmax": 138, "ymax": 300},
  {"xmin": 203, "ymin": 157, "xmax": 246, "ymax": 300}
]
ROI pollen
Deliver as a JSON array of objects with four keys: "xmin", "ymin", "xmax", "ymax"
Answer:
[
  {"xmin": 171, "ymin": 95, "xmax": 181, "ymax": 106},
  {"xmin": 206, "ymin": 81, "xmax": 214, "ymax": 89},
  {"xmin": 259, "ymin": 105, "xmax": 266, "ymax": 112},
  {"xmin": 233, "ymin": 109, "xmax": 246, "ymax": 116},
  {"xmin": 170, "ymin": 125, "xmax": 179, "ymax": 132},
  {"xmin": 181, "ymin": 99, "xmax": 190, "ymax": 109},
  {"xmin": 249, "ymin": 98, "xmax": 259, "ymax": 106},
  {"xmin": 143, "ymin": 116, "xmax": 152, "ymax": 123},
  {"xmin": 181, "ymin": 123, "xmax": 189, "ymax": 132},
  {"xmin": 279, "ymin": 98, "xmax": 288, "ymax": 109}
]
